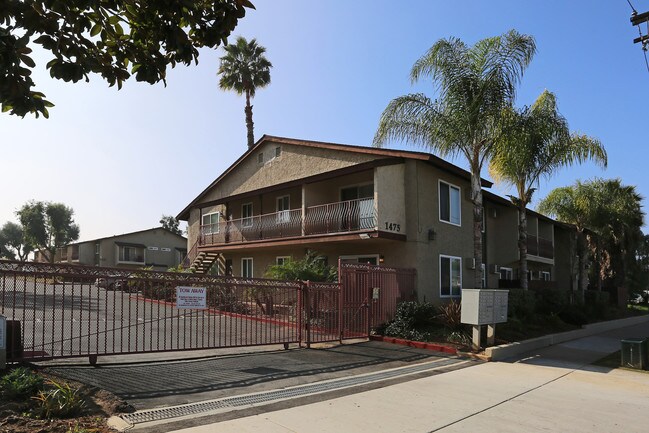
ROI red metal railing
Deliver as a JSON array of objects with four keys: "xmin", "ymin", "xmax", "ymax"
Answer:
[{"xmin": 199, "ymin": 198, "xmax": 377, "ymax": 246}]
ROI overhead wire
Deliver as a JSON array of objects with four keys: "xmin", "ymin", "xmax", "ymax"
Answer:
[{"xmin": 627, "ymin": 0, "xmax": 649, "ymax": 73}]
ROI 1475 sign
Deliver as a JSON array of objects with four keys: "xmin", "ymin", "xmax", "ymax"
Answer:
[{"xmin": 384, "ymin": 222, "xmax": 401, "ymax": 232}]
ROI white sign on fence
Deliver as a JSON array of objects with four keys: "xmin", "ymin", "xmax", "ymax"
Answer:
[{"xmin": 176, "ymin": 287, "xmax": 207, "ymax": 310}]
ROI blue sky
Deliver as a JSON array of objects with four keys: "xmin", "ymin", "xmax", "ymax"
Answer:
[{"xmin": 2, "ymin": 1, "xmax": 647, "ymax": 241}]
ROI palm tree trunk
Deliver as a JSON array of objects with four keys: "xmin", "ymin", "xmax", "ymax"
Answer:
[
  {"xmin": 470, "ymin": 164, "xmax": 483, "ymax": 289},
  {"xmin": 245, "ymin": 91, "xmax": 254, "ymax": 148},
  {"xmin": 518, "ymin": 202, "xmax": 529, "ymax": 290}
]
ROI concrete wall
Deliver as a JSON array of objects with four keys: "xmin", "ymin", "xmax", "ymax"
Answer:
[{"xmin": 375, "ymin": 164, "xmax": 406, "ymax": 236}]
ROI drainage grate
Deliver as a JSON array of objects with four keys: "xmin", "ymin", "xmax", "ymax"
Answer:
[
  {"xmin": 121, "ymin": 357, "xmax": 472, "ymax": 425},
  {"xmin": 240, "ymin": 367, "xmax": 287, "ymax": 375}
]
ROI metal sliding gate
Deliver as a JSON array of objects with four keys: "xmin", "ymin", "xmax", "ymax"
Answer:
[{"xmin": 0, "ymin": 260, "xmax": 415, "ymax": 362}]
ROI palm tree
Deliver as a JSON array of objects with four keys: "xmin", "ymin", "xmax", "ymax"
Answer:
[
  {"xmin": 489, "ymin": 90, "xmax": 607, "ymax": 289},
  {"xmin": 218, "ymin": 36, "xmax": 272, "ymax": 148},
  {"xmin": 539, "ymin": 179, "xmax": 644, "ymax": 295},
  {"xmin": 374, "ymin": 30, "xmax": 536, "ymax": 289}
]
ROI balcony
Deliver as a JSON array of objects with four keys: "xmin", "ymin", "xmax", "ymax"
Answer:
[
  {"xmin": 200, "ymin": 198, "xmax": 377, "ymax": 246},
  {"xmin": 526, "ymin": 234, "xmax": 553, "ymax": 259}
]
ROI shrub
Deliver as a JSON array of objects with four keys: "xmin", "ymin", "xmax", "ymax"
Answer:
[
  {"xmin": 0, "ymin": 367, "xmax": 44, "ymax": 401},
  {"xmin": 585, "ymin": 290, "xmax": 610, "ymax": 306},
  {"xmin": 437, "ymin": 300, "xmax": 462, "ymax": 331},
  {"xmin": 33, "ymin": 379, "xmax": 85, "ymax": 419},
  {"xmin": 383, "ymin": 301, "xmax": 438, "ymax": 341},
  {"xmin": 507, "ymin": 289, "xmax": 536, "ymax": 319},
  {"xmin": 534, "ymin": 288, "xmax": 570, "ymax": 315},
  {"xmin": 558, "ymin": 305, "xmax": 589, "ymax": 326}
]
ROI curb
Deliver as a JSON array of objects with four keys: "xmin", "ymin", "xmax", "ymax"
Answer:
[
  {"xmin": 485, "ymin": 314, "xmax": 649, "ymax": 361},
  {"xmin": 369, "ymin": 335, "xmax": 458, "ymax": 355}
]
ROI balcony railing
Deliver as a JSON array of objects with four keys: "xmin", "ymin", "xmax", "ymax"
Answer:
[
  {"xmin": 527, "ymin": 234, "xmax": 553, "ymax": 259},
  {"xmin": 200, "ymin": 198, "xmax": 377, "ymax": 246}
]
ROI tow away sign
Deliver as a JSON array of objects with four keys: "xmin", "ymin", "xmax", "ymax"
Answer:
[{"xmin": 176, "ymin": 287, "xmax": 207, "ymax": 309}]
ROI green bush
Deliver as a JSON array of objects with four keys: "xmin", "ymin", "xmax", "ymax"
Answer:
[
  {"xmin": 437, "ymin": 300, "xmax": 462, "ymax": 331},
  {"xmin": 585, "ymin": 290, "xmax": 610, "ymax": 306},
  {"xmin": 558, "ymin": 305, "xmax": 589, "ymax": 326},
  {"xmin": 534, "ymin": 288, "xmax": 570, "ymax": 315},
  {"xmin": 507, "ymin": 289, "xmax": 536, "ymax": 319},
  {"xmin": 33, "ymin": 379, "xmax": 85, "ymax": 419},
  {"xmin": 0, "ymin": 367, "xmax": 44, "ymax": 401},
  {"xmin": 382, "ymin": 301, "xmax": 438, "ymax": 341}
]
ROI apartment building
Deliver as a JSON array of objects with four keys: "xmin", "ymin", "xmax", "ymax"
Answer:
[
  {"xmin": 48, "ymin": 228, "xmax": 187, "ymax": 271},
  {"xmin": 178, "ymin": 135, "xmax": 572, "ymax": 303}
]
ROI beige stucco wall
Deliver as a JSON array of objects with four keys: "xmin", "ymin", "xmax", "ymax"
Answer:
[
  {"xmin": 201, "ymin": 141, "xmax": 379, "ymax": 205},
  {"xmin": 93, "ymin": 229, "xmax": 186, "ymax": 270},
  {"xmin": 375, "ymin": 164, "xmax": 406, "ymax": 236}
]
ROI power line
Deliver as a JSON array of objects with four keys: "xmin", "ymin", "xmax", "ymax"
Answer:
[
  {"xmin": 627, "ymin": 0, "xmax": 638, "ymax": 14},
  {"xmin": 629, "ymin": 0, "xmax": 649, "ymax": 74}
]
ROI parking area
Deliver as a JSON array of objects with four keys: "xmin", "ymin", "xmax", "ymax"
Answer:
[{"xmin": 43, "ymin": 341, "xmax": 471, "ymax": 410}]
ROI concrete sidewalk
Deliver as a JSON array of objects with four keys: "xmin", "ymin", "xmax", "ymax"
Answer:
[{"xmin": 165, "ymin": 320, "xmax": 649, "ymax": 433}]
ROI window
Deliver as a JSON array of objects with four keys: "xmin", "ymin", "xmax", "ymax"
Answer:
[
  {"xmin": 242, "ymin": 258, "xmax": 253, "ymax": 278},
  {"xmin": 242, "ymin": 203, "xmax": 253, "ymax": 228},
  {"xmin": 275, "ymin": 146, "xmax": 281, "ymax": 158},
  {"xmin": 71, "ymin": 245, "xmax": 79, "ymax": 261},
  {"xmin": 541, "ymin": 271, "xmax": 551, "ymax": 281},
  {"xmin": 440, "ymin": 255, "xmax": 462, "ymax": 297},
  {"xmin": 340, "ymin": 255, "xmax": 378, "ymax": 265},
  {"xmin": 118, "ymin": 245, "xmax": 145, "ymax": 264},
  {"xmin": 277, "ymin": 195, "xmax": 290, "ymax": 223},
  {"xmin": 202, "ymin": 212, "xmax": 220, "ymax": 234},
  {"xmin": 499, "ymin": 267, "xmax": 513, "ymax": 280},
  {"xmin": 257, "ymin": 152, "xmax": 264, "ymax": 164},
  {"xmin": 59, "ymin": 247, "xmax": 68, "ymax": 261},
  {"xmin": 276, "ymin": 256, "xmax": 291, "ymax": 266},
  {"xmin": 439, "ymin": 181, "xmax": 461, "ymax": 226},
  {"xmin": 95, "ymin": 243, "xmax": 100, "ymax": 255}
]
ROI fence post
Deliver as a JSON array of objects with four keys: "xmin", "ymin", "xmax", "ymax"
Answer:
[
  {"xmin": 0, "ymin": 315, "xmax": 6, "ymax": 370},
  {"xmin": 338, "ymin": 259, "xmax": 343, "ymax": 342},
  {"xmin": 304, "ymin": 281, "xmax": 311, "ymax": 349},
  {"xmin": 297, "ymin": 282, "xmax": 303, "ymax": 348}
]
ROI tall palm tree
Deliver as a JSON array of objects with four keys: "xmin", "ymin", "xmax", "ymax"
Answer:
[
  {"xmin": 218, "ymin": 36, "xmax": 272, "ymax": 148},
  {"xmin": 539, "ymin": 179, "xmax": 644, "ymax": 295},
  {"xmin": 489, "ymin": 90, "xmax": 607, "ymax": 289},
  {"xmin": 374, "ymin": 30, "xmax": 536, "ymax": 289}
]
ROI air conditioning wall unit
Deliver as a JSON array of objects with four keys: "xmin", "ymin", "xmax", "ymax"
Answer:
[
  {"xmin": 465, "ymin": 258, "xmax": 476, "ymax": 270},
  {"xmin": 489, "ymin": 264, "xmax": 500, "ymax": 274}
]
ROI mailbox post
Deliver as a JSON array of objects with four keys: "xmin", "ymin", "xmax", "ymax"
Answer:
[{"xmin": 460, "ymin": 289, "xmax": 509, "ymax": 350}]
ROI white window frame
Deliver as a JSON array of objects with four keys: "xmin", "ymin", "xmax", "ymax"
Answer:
[
  {"xmin": 541, "ymin": 271, "xmax": 551, "ymax": 281},
  {"xmin": 276, "ymin": 256, "xmax": 291, "ymax": 266},
  {"xmin": 117, "ymin": 245, "xmax": 146, "ymax": 265},
  {"xmin": 440, "ymin": 254, "xmax": 462, "ymax": 298},
  {"xmin": 438, "ymin": 180, "xmax": 461, "ymax": 227},
  {"xmin": 276, "ymin": 195, "xmax": 290, "ymax": 223},
  {"xmin": 241, "ymin": 257, "xmax": 253, "ymax": 278},
  {"xmin": 202, "ymin": 211, "xmax": 220, "ymax": 235},
  {"xmin": 242, "ymin": 202, "xmax": 253, "ymax": 228},
  {"xmin": 499, "ymin": 267, "xmax": 513, "ymax": 280}
]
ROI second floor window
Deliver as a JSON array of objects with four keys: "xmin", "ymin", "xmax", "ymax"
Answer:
[
  {"xmin": 202, "ymin": 212, "xmax": 220, "ymax": 234},
  {"xmin": 242, "ymin": 203, "xmax": 253, "ymax": 228},
  {"xmin": 277, "ymin": 195, "xmax": 290, "ymax": 223},
  {"xmin": 439, "ymin": 181, "xmax": 461, "ymax": 226}
]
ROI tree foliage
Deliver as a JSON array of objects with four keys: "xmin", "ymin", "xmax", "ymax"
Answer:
[
  {"xmin": 218, "ymin": 36, "xmax": 272, "ymax": 148},
  {"xmin": 1, "ymin": 0, "xmax": 254, "ymax": 118},
  {"xmin": 374, "ymin": 29, "xmax": 536, "ymax": 288},
  {"xmin": 265, "ymin": 251, "xmax": 336, "ymax": 282},
  {"xmin": 489, "ymin": 90, "xmax": 607, "ymax": 289},
  {"xmin": 0, "ymin": 221, "xmax": 32, "ymax": 261},
  {"xmin": 539, "ymin": 179, "xmax": 644, "ymax": 291},
  {"xmin": 16, "ymin": 201, "xmax": 79, "ymax": 263},
  {"xmin": 160, "ymin": 214, "xmax": 182, "ymax": 235}
]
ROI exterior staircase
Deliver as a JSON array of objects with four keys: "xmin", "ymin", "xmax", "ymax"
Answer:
[{"xmin": 189, "ymin": 251, "xmax": 220, "ymax": 274}]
